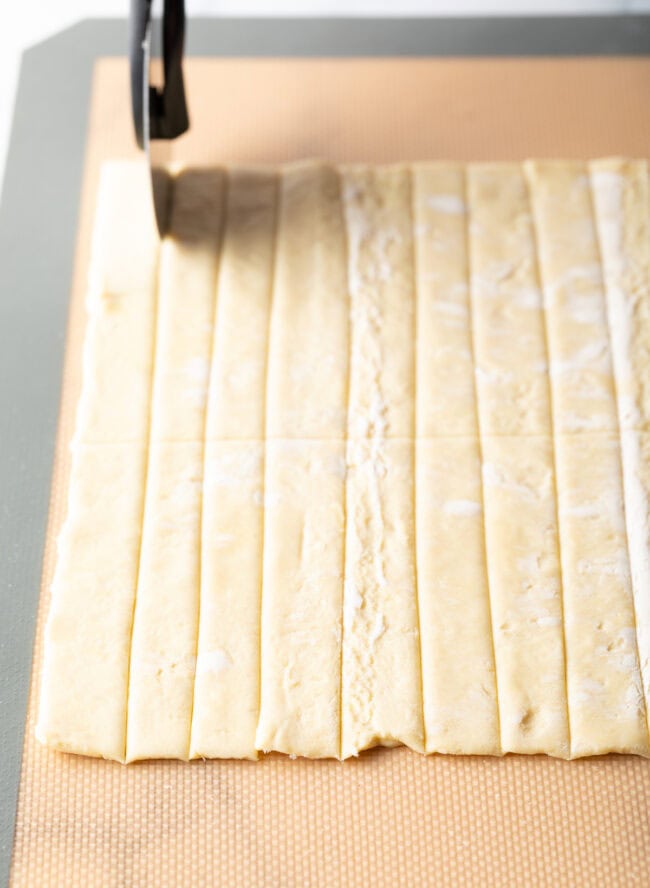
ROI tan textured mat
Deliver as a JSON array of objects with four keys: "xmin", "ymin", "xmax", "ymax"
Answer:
[{"xmin": 11, "ymin": 57, "xmax": 650, "ymax": 886}]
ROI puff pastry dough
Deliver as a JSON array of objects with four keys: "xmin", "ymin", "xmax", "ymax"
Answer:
[{"xmin": 37, "ymin": 158, "xmax": 650, "ymax": 761}]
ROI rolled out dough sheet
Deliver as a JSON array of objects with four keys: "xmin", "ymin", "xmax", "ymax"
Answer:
[{"xmin": 37, "ymin": 157, "xmax": 650, "ymax": 761}]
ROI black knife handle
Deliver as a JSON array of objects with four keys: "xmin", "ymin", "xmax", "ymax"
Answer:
[{"xmin": 129, "ymin": 0, "xmax": 190, "ymax": 149}]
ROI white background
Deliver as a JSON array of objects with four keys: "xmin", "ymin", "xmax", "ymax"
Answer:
[{"xmin": 1, "ymin": 0, "xmax": 650, "ymax": 190}]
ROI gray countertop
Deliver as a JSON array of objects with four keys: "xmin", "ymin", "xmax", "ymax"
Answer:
[{"xmin": 1, "ymin": 15, "xmax": 649, "ymax": 886}]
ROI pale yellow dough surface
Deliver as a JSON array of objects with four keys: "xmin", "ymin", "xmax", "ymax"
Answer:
[{"xmin": 37, "ymin": 158, "xmax": 650, "ymax": 761}]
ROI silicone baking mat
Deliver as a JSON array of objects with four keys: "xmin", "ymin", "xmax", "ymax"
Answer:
[{"xmin": 10, "ymin": 56, "xmax": 650, "ymax": 887}]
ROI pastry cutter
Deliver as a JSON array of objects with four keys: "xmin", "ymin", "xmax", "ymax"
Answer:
[{"xmin": 129, "ymin": 0, "xmax": 189, "ymax": 235}]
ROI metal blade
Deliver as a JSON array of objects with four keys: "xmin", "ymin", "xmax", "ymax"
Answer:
[{"xmin": 143, "ymin": 12, "xmax": 172, "ymax": 237}]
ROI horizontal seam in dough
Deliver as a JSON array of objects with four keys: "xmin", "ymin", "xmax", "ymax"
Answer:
[{"xmin": 74, "ymin": 429, "xmax": 650, "ymax": 444}]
